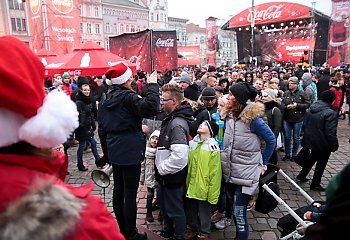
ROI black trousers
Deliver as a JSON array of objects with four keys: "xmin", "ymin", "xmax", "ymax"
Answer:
[
  {"xmin": 298, "ymin": 150, "xmax": 331, "ymax": 187},
  {"xmin": 112, "ymin": 164, "xmax": 141, "ymax": 236}
]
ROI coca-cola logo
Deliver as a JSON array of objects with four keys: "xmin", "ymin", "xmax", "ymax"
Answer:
[
  {"xmin": 247, "ymin": 5, "xmax": 283, "ymax": 22},
  {"xmin": 51, "ymin": 0, "xmax": 74, "ymax": 14},
  {"xmin": 30, "ymin": 0, "xmax": 40, "ymax": 15},
  {"xmin": 156, "ymin": 38, "xmax": 174, "ymax": 47}
]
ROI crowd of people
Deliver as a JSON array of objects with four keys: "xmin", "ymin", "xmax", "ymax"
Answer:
[{"xmin": 1, "ymin": 33, "xmax": 350, "ymax": 240}]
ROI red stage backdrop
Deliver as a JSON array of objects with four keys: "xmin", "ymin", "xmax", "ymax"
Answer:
[
  {"xmin": 206, "ymin": 17, "xmax": 217, "ymax": 66},
  {"xmin": 276, "ymin": 38, "xmax": 315, "ymax": 62},
  {"xmin": 28, "ymin": 0, "xmax": 81, "ymax": 56},
  {"xmin": 178, "ymin": 46, "xmax": 201, "ymax": 66},
  {"xmin": 109, "ymin": 30, "xmax": 177, "ymax": 72},
  {"xmin": 228, "ymin": 2, "xmax": 311, "ymax": 28},
  {"xmin": 328, "ymin": 0, "xmax": 350, "ymax": 66},
  {"xmin": 152, "ymin": 31, "xmax": 178, "ymax": 72}
]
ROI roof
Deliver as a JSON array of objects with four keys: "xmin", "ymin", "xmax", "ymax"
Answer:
[
  {"xmin": 102, "ymin": 0, "xmax": 148, "ymax": 10},
  {"xmin": 168, "ymin": 17, "xmax": 189, "ymax": 23}
]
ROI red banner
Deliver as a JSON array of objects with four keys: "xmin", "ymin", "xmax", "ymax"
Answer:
[
  {"xmin": 276, "ymin": 38, "xmax": 315, "ymax": 63},
  {"xmin": 110, "ymin": 30, "xmax": 151, "ymax": 72},
  {"xmin": 109, "ymin": 30, "xmax": 178, "ymax": 73},
  {"xmin": 328, "ymin": 0, "xmax": 350, "ymax": 66},
  {"xmin": 178, "ymin": 46, "xmax": 201, "ymax": 66},
  {"xmin": 206, "ymin": 18, "xmax": 217, "ymax": 66},
  {"xmin": 28, "ymin": 0, "xmax": 81, "ymax": 56},
  {"xmin": 228, "ymin": 2, "xmax": 310, "ymax": 28},
  {"xmin": 152, "ymin": 31, "xmax": 178, "ymax": 72}
]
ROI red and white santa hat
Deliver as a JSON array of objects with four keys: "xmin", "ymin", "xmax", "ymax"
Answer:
[
  {"xmin": 105, "ymin": 62, "xmax": 132, "ymax": 85},
  {"xmin": 0, "ymin": 36, "xmax": 78, "ymax": 148}
]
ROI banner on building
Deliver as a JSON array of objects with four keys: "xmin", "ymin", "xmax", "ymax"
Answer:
[
  {"xmin": 28, "ymin": 0, "xmax": 81, "ymax": 56},
  {"xmin": 206, "ymin": 17, "xmax": 217, "ymax": 66},
  {"xmin": 109, "ymin": 29, "xmax": 178, "ymax": 72},
  {"xmin": 276, "ymin": 38, "xmax": 315, "ymax": 63},
  {"xmin": 178, "ymin": 46, "xmax": 201, "ymax": 66},
  {"xmin": 328, "ymin": 0, "xmax": 350, "ymax": 66}
]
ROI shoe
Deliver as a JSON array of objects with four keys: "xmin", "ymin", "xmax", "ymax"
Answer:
[
  {"xmin": 197, "ymin": 233, "xmax": 209, "ymax": 240},
  {"xmin": 211, "ymin": 210, "xmax": 224, "ymax": 223},
  {"xmin": 184, "ymin": 227, "xmax": 198, "ymax": 240},
  {"xmin": 296, "ymin": 175, "xmax": 309, "ymax": 183},
  {"xmin": 127, "ymin": 232, "xmax": 147, "ymax": 240},
  {"xmin": 282, "ymin": 156, "xmax": 291, "ymax": 161},
  {"xmin": 290, "ymin": 157, "xmax": 295, "ymax": 162},
  {"xmin": 214, "ymin": 218, "xmax": 231, "ymax": 230},
  {"xmin": 157, "ymin": 211, "xmax": 163, "ymax": 222},
  {"xmin": 158, "ymin": 231, "xmax": 173, "ymax": 239},
  {"xmin": 247, "ymin": 197, "xmax": 256, "ymax": 211},
  {"xmin": 310, "ymin": 185, "xmax": 325, "ymax": 192},
  {"xmin": 146, "ymin": 212, "xmax": 154, "ymax": 222},
  {"xmin": 78, "ymin": 165, "xmax": 88, "ymax": 171}
]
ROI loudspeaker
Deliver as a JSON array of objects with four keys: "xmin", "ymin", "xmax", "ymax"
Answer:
[{"xmin": 91, "ymin": 165, "xmax": 113, "ymax": 188}]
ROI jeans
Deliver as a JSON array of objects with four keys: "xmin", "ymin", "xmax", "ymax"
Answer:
[
  {"xmin": 112, "ymin": 164, "xmax": 141, "ymax": 236},
  {"xmin": 146, "ymin": 187, "xmax": 155, "ymax": 213},
  {"xmin": 229, "ymin": 183, "xmax": 251, "ymax": 240},
  {"xmin": 185, "ymin": 198, "xmax": 211, "ymax": 234},
  {"xmin": 283, "ymin": 121, "xmax": 303, "ymax": 158},
  {"xmin": 298, "ymin": 150, "xmax": 331, "ymax": 187},
  {"xmin": 76, "ymin": 136, "xmax": 100, "ymax": 167},
  {"xmin": 157, "ymin": 185, "xmax": 186, "ymax": 239}
]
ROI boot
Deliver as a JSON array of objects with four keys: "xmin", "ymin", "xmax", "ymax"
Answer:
[
  {"xmin": 146, "ymin": 212, "xmax": 154, "ymax": 222},
  {"xmin": 157, "ymin": 210, "xmax": 163, "ymax": 222}
]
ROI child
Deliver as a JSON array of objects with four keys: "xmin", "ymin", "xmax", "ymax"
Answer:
[
  {"xmin": 185, "ymin": 120, "xmax": 222, "ymax": 240},
  {"xmin": 140, "ymin": 130, "xmax": 160, "ymax": 222}
]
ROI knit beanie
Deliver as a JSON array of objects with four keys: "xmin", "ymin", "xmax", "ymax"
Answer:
[
  {"xmin": 229, "ymin": 82, "xmax": 258, "ymax": 104},
  {"xmin": 320, "ymin": 90, "xmax": 336, "ymax": 104},
  {"xmin": 62, "ymin": 72, "xmax": 70, "ymax": 79},
  {"xmin": 201, "ymin": 87, "xmax": 216, "ymax": 100},
  {"xmin": 204, "ymin": 120, "xmax": 219, "ymax": 138},
  {"xmin": 149, "ymin": 130, "xmax": 160, "ymax": 140},
  {"xmin": 184, "ymin": 84, "xmax": 200, "ymax": 101},
  {"xmin": 77, "ymin": 76, "xmax": 90, "ymax": 87}
]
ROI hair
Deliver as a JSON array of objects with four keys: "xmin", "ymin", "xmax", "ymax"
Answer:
[{"xmin": 161, "ymin": 83, "xmax": 184, "ymax": 103}]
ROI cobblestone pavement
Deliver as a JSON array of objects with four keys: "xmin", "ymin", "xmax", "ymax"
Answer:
[{"xmin": 65, "ymin": 119, "xmax": 350, "ymax": 240}]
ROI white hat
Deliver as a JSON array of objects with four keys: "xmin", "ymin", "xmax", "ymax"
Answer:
[{"xmin": 105, "ymin": 62, "xmax": 132, "ymax": 85}]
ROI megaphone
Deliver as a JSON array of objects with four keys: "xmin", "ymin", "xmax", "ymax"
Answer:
[{"xmin": 91, "ymin": 165, "xmax": 113, "ymax": 188}]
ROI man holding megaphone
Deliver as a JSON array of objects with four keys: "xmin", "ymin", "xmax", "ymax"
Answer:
[{"xmin": 99, "ymin": 64, "xmax": 160, "ymax": 240}]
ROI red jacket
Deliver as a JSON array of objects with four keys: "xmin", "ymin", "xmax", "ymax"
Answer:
[{"xmin": 0, "ymin": 151, "xmax": 125, "ymax": 240}]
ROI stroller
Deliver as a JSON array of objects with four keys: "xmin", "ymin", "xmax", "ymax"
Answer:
[{"xmin": 258, "ymin": 164, "xmax": 318, "ymax": 240}]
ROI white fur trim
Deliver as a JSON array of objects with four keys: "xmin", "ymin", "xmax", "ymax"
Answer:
[
  {"xmin": 0, "ymin": 109, "xmax": 26, "ymax": 147},
  {"xmin": 330, "ymin": 39, "xmax": 348, "ymax": 47},
  {"xmin": 110, "ymin": 67, "xmax": 132, "ymax": 85},
  {"xmin": 19, "ymin": 90, "xmax": 79, "ymax": 148},
  {"xmin": 105, "ymin": 79, "xmax": 112, "ymax": 86}
]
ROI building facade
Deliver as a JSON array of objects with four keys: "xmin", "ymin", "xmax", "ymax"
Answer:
[
  {"xmin": 80, "ymin": 0, "xmax": 104, "ymax": 45},
  {"xmin": 146, "ymin": 0, "xmax": 168, "ymax": 29},
  {"xmin": 168, "ymin": 17, "xmax": 188, "ymax": 46},
  {"xmin": 102, "ymin": 0, "xmax": 149, "ymax": 50},
  {"xmin": 0, "ymin": 0, "xmax": 31, "ymax": 46}
]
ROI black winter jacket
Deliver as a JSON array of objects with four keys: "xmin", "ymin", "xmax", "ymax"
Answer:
[
  {"xmin": 75, "ymin": 91, "xmax": 96, "ymax": 141},
  {"xmin": 301, "ymin": 100, "xmax": 339, "ymax": 152},
  {"xmin": 282, "ymin": 89, "xmax": 310, "ymax": 123},
  {"xmin": 155, "ymin": 105, "xmax": 193, "ymax": 188},
  {"xmin": 99, "ymin": 83, "xmax": 160, "ymax": 165}
]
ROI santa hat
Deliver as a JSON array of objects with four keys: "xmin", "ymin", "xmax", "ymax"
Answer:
[
  {"xmin": 105, "ymin": 62, "xmax": 132, "ymax": 85},
  {"xmin": 0, "ymin": 36, "xmax": 78, "ymax": 148}
]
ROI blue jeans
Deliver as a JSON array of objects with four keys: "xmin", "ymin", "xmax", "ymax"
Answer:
[
  {"xmin": 157, "ymin": 185, "xmax": 186, "ymax": 239},
  {"xmin": 76, "ymin": 136, "xmax": 100, "ymax": 167},
  {"xmin": 283, "ymin": 121, "xmax": 303, "ymax": 158},
  {"xmin": 228, "ymin": 184, "xmax": 251, "ymax": 240}
]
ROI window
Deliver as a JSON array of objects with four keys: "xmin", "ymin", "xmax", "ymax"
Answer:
[
  {"xmin": 131, "ymin": 25, "xmax": 135, "ymax": 32},
  {"xmin": 156, "ymin": 14, "xmax": 159, "ymax": 22},
  {"xmin": 120, "ymin": 24, "xmax": 124, "ymax": 33},
  {"xmin": 160, "ymin": 13, "xmax": 163, "ymax": 22},
  {"xmin": 80, "ymin": 23, "xmax": 84, "ymax": 33},
  {"xmin": 150, "ymin": 13, "xmax": 154, "ymax": 21},
  {"xmin": 137, "ymin": 26, "xmax": 140, "ymax": 32},
  {"xmin": 11, "ymin": 18, "xmax": 16, "ymax": 31},
  {"xmin": 87, "ymin": 23, "xmax": 92, "ymax": 33},
  {"xmin": 126, "ymin": 25, "xmax": 129, "ymax": 32},
  {"xmin": 8, "ymin": 0, "xmax": 14, "ymax": 9},
  {"xmin": 106, "ymin": 23, "xmax": 110, "ymax": 33},
  {"xmin": 86, "ymin": 6, "xmax": 91, "ymax": 16},
  {"xmin": 80, "ymin": 6, "xmax": 83, "ymax": 16},
  {"xmin": 22, "ymin": 19, "xmax": 26, "ymax": 31},
  {"xmin": 94, "ymin": 7, "xmax": 99, "ymax": 17},
  {"xmin": 114, "ymin": 23, "xmax": 117, "ymax": 33},
  {"xmin": 105, "ymin": 40, "xmax": 110, "ymax": 51},
  {"xmin": 95, "ymin": 24, "xmax": 100, "ymax": 34},
  {"xmin": 9, "ymin": 0, "xmax": 23, "ymax": 10}
]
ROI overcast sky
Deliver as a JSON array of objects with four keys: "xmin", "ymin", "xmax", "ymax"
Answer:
[{"xmin": 168, "ymin": 0, "xmax": 332, "ymax": 27}]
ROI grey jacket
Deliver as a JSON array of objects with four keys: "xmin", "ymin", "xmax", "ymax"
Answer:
[{"xmin": 221, "ymin": 103, "xmax": 265, "ymax": 196}]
